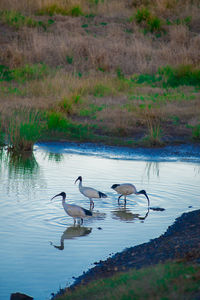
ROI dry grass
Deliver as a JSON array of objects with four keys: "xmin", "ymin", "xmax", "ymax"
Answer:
[
  {"xmin": 0, "ymin": 0, "xmax": 200, "ymax": 148},
  {"xmin": 1, "ymin": 16, "xmax": 200, "ymax": 74}
]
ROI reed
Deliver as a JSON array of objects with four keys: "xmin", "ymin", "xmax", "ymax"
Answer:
[{"xmin": 3, "ymin": 108, "xmax": 45, "ymax": 152}]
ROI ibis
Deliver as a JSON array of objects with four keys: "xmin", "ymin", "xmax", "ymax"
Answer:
[
  {"xmin": 51, "ymin": 192, "xmax": 92, "ymax": 225},
  {"xmin": 111, "ymin": 183, "xmax": 150, "ymax": 206},
  {"xmin": 75, "ymin": 176, "xmax": 107, "ymax": 209}
]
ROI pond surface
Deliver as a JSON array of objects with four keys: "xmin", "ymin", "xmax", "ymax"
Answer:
[{"xmin": 0, "ymin": 142, "xmax": 200, "ymax": 300}]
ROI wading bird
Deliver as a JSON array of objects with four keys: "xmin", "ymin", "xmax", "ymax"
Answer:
[
  {"xmin": 75, "ymin": 176, "xmax": 107, "ymax": 209},
  {"xmin": 111, "ymin": 183, "xmax": 150, "ymax": 206},
  {"xmin": 51, "ymin": 192, "xmax": 92, "ymax": 225}
]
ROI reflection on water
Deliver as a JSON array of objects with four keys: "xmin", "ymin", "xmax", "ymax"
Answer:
[
  {"xmin": 0, "ymin": 147, "xmax": 46, "ymax": 196},
  {"xmin": 51, "ymin": 226, "xmax": 92, "ymax": 250},
  {"xmin": 0, "ymin": 143, "xmax": 200, "ymax": 300},
  {"xmin": 112, "ymin": 207, "xmax": 149, "ymax": 222},
  {"xmin": 0, "ymin": 148, "xmax": 39, "ymax": 176},
  {"xmin": 42, "ymin": 152, "xmax": 64, "ymax": 163},
  {"xmin": 144, "ymin": 161, "xmax": 160, "ymax": 180}
]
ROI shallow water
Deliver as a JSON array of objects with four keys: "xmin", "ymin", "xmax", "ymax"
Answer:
[{"xmin": 0, "ymin": 142, "xmax": 200, "ymax": 300}]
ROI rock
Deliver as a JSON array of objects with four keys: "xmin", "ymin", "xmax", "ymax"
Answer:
[{"xmin": 10, "ymin": 292, "xmax": 33, "ymax": 300}]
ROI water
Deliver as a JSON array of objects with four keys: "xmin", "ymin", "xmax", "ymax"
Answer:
[{"xmin": 0, "ymin": 142, "xmax": 200, "ymax": 300}]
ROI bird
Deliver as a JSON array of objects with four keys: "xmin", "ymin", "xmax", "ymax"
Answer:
[
  {"xmin": 51, "ymin": 192, "xmax": 92, "ymax": 225},
  {"xmin": 111, "ymin": 183, "xmax": 150, "ymax": 206},
  {"xmin": 75, "ymin": 176, "xmax": 107, "ymax": 210}
]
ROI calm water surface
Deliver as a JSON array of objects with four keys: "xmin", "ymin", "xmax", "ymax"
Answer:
[{"xmin": 0, "ymin": 142, "xmax": 200, "ymax": 300}]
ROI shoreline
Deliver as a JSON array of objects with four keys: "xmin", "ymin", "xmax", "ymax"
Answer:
[
  {"xmin": 53, "ymin": 208, "xmax": 200, "ymax": 298},
  {"xmin": 36, "ymin": 141, "xmax": 200, "ymax": 162}
]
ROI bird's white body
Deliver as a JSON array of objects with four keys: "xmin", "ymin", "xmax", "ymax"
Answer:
[
  {"xmin": 111, "ymin": 183, "xmax": 150, "ymax": 206},
  {"xmin": 62, "ymin": 201, "xmax": 88, "ymax": 219},
  {"xmin": 75, "ymin": 176, "xmax": 107, "ymax": 209},
  {"xmin": 79, "ymin": 184, "xmax": 102, "ymax": 199},
  {"xmin": 51, "ymin": 192, "xmax": 92, "ymax": 225},
  {"xmin": 113, "ymin": 183, "xmax": 137, "ymax": 196}
]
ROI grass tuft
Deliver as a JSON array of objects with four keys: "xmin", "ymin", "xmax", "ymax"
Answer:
[{"xmin": 4, "ymin": 109, "xmax": 45, "ymax": 152}]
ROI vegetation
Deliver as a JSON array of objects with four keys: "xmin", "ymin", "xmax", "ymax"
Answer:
[
  {"xmin": 0, "ymin": 0, "xmax": 199, "ymax": 151},
  {"xmin": 54, "ymin": 261, "xmax": 200, "ymax": 300}
]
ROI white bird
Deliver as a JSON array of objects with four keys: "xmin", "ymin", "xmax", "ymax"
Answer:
[
  {"xmin": 51, "ymin": 192, "xmax": 92, "ymax": 225},
  {"xmin": 75, "ymin": 176, "xmax": 107, "ymax": 209},
  {"xmin": 111, "ymin": 183, "xmax": 150, "ymax": 206}
]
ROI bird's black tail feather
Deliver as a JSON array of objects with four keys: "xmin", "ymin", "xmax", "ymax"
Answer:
[
  {"xmin": 82, "ymin": 208, "xmax": 92, "ymax": 216},
  {"xmin": 98, "ymin": 191, "xmax": 107, "ymax": 198}
]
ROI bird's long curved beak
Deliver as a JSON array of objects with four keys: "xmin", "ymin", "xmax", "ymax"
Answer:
[
  {"xmin": 144, "ymin": 192, "xmax": 150, "ymax": 207},
  {"xmin": 75, "ymin": 178, "xmax": 79, "ymax": 184},
  {"xmin": 51, "ymin": 193, "xmax": 61, "ymax": 201}
]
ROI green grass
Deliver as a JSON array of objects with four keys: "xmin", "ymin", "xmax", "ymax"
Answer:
[
  {"xmin": 54, "ymin": 261, "xmax": 200, "ymax": 300},
  {"xmin": 159, "ymin": 65, "xmax": 200, "ymax": 88},
  {"xmin": 0, "ymin": 64, "xmax": 52, "ymax": 83},
  {"xmin": 79, "ymin": 104, "xmax": 105, "ymax": 119},
  {"xmin": 5, "ymin": 109, "xmax": 45, "ymax": 152},
  {"xmin": 46, "ymin": 111, "xmax": 95, "ymax": 141},
  {"xmin": 37, "ymin": 4, "xmax": 83, "ymax": 17},
  {"xmin": 132, "ymin": 7, "xmax": 163, "ymax": 34},
  {"xmin": 191, "ymin": 124, "xmax": 200, "ymax": 140},
  {"xmin": 132, "ymin": 65, "xmax": 200, "ymax": 88},
  {"xmin": 0, "ymin": 10, "xmax": 48, "ymax": 29}
]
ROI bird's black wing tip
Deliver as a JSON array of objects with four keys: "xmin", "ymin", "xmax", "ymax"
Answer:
[
  {"xmin": 98, "ymin": 191, "xmax": 107, "ymax": 198},
  {"xmin": 83, "ymin": 208, "xmax": 92, "ymax": 216}
]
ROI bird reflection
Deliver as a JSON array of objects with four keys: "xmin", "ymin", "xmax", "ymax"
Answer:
[
  {"xmin": 50, "ymin": 225, "xmax": 92, "ymax": 250},
  {"xmin": 112, "ymin": 207, "xmax": 149, "ymax": 222}
]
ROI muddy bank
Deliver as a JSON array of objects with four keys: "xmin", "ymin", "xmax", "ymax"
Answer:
[{"xmin": 65, "ymin": 208, "xmax": 200, "ymax": 291}]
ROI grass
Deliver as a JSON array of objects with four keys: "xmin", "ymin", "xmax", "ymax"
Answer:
[
  {"xmin": 0, "ymin": 64, "xmax": 52, "ymax": 82},
  {"xmin": 3, "ymin": 108, "xmax": 45, "ymax": 152},
  {"xmin": 0, "ymin": 10, "xmax": 48, "ymax": 29},
  {"xmin": 132, "ymin": 65, "xmax": 200, "ymax": 88},
  {"xmin": 37, "ymin": 4, "xmax": 83, "ymax": 16},
  {"xmin": 54, "ymin": 261, "xmax": 200, "ymax": 300},
  {"xmin": 0, "ymin": 0, "xmax": 199, "ymax": 150}
]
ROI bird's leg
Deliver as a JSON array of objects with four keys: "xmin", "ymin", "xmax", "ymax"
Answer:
[
  {"xmin": 124, "ymin": 196, "xmax": 127, "ymax": 206},
  {"xmin": 73, "ymin": 218, "xmax": 76, "ymax": 226},
  {"xmin": 80, "ymin": 218, "xmax": 83, "ymax": 225},
  {"xmin": 90, "ymin": 199, "xmax": 94, "ymax": 210},
  {"xmin": 118, "ymin": 194, "xmax": 123, "ymax": 204}
]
